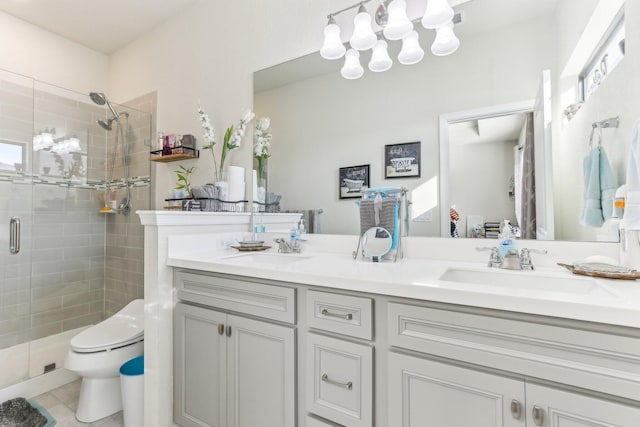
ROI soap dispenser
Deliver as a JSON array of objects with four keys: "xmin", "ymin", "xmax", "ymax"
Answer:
[{"xmin": 498, "ymin": 220, "xmax": 516, "ymax": 259}]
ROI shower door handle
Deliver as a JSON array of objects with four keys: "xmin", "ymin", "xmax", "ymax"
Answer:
[{"xmin": 9, "ymin": 217, "xmax": 20, "ymax": 254}]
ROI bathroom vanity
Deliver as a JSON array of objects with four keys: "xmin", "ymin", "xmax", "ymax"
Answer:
[{"xmin": 165, "ymin": 233, "xmax": 640, "ymax": 427}]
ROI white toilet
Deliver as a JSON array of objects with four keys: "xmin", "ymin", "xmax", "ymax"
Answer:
[{"xmin": 64, "ymin": 299, "xmax": 144, "ymax": 422}]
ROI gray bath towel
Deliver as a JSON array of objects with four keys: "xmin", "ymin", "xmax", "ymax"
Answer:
[{"xmin": 359, "ymin": 197, "xmax": 396, "ymax": 235}]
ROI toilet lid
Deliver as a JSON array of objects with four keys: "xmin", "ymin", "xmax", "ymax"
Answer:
[{"xmin": 70, "ymin": 299, "xmax": 144, "ymax": 353}]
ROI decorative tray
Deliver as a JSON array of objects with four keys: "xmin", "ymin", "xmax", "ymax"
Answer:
[
  {"xmin": 230, "ymin": 245, "xmax": 271, "ymax": 252},
  {"xmin": 557, "ymin": 262, "xmax": 640, "ymax": 280}
]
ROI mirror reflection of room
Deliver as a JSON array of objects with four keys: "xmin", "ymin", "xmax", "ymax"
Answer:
[{"xmin": 254, "ymin": 0, "xmax": 630, "ymax": 243}]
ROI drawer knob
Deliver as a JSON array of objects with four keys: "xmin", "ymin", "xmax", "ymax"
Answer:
[
  {"xmin": 321, "ymin": 373, "xmax": 353, "ymax": 390},
  {"xmin": 218, "ymin": 324, "xmax": 224, "ymax": 335},
  {"xmin": 321, "ymin": 308, "xmax": 353, "ymax": 320},
  {"xmin": 532, "ymin": 405, "xmax": 544, "ymax": 426},
  {"xmin": 510, "ymin": 399, "xmax": 521, "ymax": 419}
]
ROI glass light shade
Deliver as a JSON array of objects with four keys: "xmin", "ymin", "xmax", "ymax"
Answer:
[
  {"xmin": 341, "ymin": 49, "xmax": 364, "ymax": 79},
  {"xmin": 383, "ymin": 0, "xmax": 413, "ymax": 41},
  {"xmin": 320, "ymin": 22, "xmax": 346, "ymax": 60},
  {"xmin": 349, "ymin": 6, "xmax": 377, "ymax": 51},
  {"xmin": 421, "ymin": 0, "xmax": 454, "ymax": 29},
  {"xmin": 431, "ymin": 21, "xmax": 459, "ymax": 56},
  {"xmin": 369, "ymin": 39, "xmax": 393, "ymax": 72},
  {"xmin": 398, "ymin": 31, "xmax": 425, "ymax": 65}
]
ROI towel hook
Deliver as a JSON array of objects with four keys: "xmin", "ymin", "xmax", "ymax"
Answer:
[{"xmin": 588, "ymin": 127, "xmax": 602, "ymax": 149}]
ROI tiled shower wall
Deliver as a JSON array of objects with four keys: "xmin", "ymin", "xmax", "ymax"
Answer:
[
  {"xmin": 104, "ymin": 92, "xmax": 155, "ymax": 316},
  {"xmin": 0, "ymin": 71, "xmax": 153, "ymax": 350}
]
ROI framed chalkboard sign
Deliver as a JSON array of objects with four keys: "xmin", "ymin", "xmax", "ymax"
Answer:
[
  {"xmin": 384, "ymin": 141, "xmax": 421, "ymax": 178},
  {"xmin": 339, "ymin": 164, "xmax": 370, "ymax": 199}
]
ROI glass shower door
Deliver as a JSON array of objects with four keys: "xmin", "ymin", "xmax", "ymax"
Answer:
[{"xmin": 0, "ymin": 69, "xmax": 34, "ymax": 389}]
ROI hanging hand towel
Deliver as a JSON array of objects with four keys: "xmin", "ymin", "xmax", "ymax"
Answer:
[
  {"xmin": 579, "ymin": 146, "xmax": 617, "ymax": 227},
  {"xmin": 624, "ymin": 120, "xmax": 640, "ymax": 229}
]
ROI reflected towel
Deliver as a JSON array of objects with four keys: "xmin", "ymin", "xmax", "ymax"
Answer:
[
  {"xmin": 579, "ymin": 146, "xmax": 616, "ymax": 227},
  {"xmin": 624, "ymin": 120, "xmax": 640, "ymax": 229}
]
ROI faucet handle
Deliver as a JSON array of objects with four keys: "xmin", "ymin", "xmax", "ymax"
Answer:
[
  {"xmin": 519, "ymin": 248, "xmax": 547, "ymax": 270},
  {"xmin": 476, "ymin": 246, "xmax": 501, "ymax": 268}
]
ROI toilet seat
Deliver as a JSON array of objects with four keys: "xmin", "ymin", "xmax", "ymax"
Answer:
[{"xmin": 70, "ymin": 299, "xmax": 144, "ymax": 353}]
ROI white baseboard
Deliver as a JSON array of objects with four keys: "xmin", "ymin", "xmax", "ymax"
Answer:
[{"xmin": 0, "ymin": 368, "xmax": 80, "ymax": 402}]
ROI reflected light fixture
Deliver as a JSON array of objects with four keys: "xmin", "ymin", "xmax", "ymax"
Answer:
[
  {"xmin": 341, "ymin": 49, "xmax": 365, "ymax": 79},
  {"xmin": 322, "ymin": 0, "xmax": 463, "ymax": 79},
  {"xmin": 383, "ymin": 0, "xmax": 413, "ymax": 40},
  {"xmin": 398, "ymin": 30, "xmax": 425, "ymax": 65},
  {"xmin": 431, "ymin": 21, "xmax": 460, "ymax": 56},
  {"xmin": 369, "ymin": 39, "xmax": 393, "ymax": 72}
]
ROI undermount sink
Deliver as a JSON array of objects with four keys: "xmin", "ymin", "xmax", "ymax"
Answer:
[
  {"xmin": 438, "ymin": 268, "xmax": 606, "ymax": 295},
  {"xmin": 221, "ymin": 252, "xmax": 310, "ymax": 266}
]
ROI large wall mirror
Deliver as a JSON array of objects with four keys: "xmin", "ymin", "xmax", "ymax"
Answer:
[{"xmin": 254, "ymin": 0, "xmax": 635, "ymax": 242}]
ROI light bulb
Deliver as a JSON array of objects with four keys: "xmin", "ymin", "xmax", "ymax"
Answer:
[
  {"xmin": 422, "ymin": 0, "xmax": 454, "ymax": 29},
  {"xmin": 369, "ymin": 39, "xmax": 393, "ymax": 72},
  {"xmin": 431, "ymin": 21, "xmax": 459, "ymax": 56},
  {"xmin": 341, "ymin": 49, "xmax": 364, "ymax": 79},
  {"xmin": 398, "ymin": 31, "xmax": 424, "ymax": 65},
  {"xmin": 383, "ymin": 0, "xmax": 413, "ymax": 41},
  {"xmin": 320, "ymin": 17, "xmax": 346, "ymax": 60},
  {"xmin": 349, "ymin": 4, "xmax": 377, "ymax": 51}
]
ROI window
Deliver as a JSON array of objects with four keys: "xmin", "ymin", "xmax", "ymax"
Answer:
[
  {"xmin": 579, "ymin": 12, "xmax": 625, "ymax": 101},
  {"xmin": 0, "ymin": 140, "xmax": 26, "ymax": 172}
]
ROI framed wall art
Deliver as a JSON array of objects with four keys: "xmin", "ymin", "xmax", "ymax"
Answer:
[
  {"xmin": 339, "ymin": 164, "xmax": 370, "ymax": 199},
  {"xmin": 384, "ymin": 141, "xmax": 421, "ymax": 178}
]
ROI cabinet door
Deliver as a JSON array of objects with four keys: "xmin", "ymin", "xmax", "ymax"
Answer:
[
  {"xmin": 226, "ymin": 314, "xmax": 296, "ymax": 427},
  {"xmin": 388, "ymin": 352, "xmax": 525, "ymax": 427},
  {"xmin": 525, "ymin": 383, "xmax": 640, "ymax": 427},
  {"xmin": 174, "ymin": 302, "xmax": 227, "ymax": 427}
]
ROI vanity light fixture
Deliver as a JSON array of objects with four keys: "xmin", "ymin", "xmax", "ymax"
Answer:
[
  {"xmin": 320, "ymin": 0, "xmax": 462, "ymax": 79},
  {"xmin": 320, "ymin": 16, "xmax": 346, "ymax": 59},
  {"xmin": 349, "ymin": 4, "xmax": 378, "ymax": 51}
]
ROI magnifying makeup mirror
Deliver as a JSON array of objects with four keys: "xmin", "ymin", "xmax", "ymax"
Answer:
[{"xmin": 362, "ymin": 227, "xmax": 393, "ymax": 262}]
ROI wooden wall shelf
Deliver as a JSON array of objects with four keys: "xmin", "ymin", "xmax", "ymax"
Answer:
[{"xmin": 150, "ymin": 153, "xmax": 199, "ymax": 162}]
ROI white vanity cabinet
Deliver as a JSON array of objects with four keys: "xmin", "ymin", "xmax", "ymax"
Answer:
[
  {"xmin": 387, "ymin": 302, "xmax": 640, "ymax": 427},
  {"xmin": 173, "ymin": 271, "xmax": 296, "ymax": 427}
]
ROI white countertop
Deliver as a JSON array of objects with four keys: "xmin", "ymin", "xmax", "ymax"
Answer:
[{"xmin": 167, "ymin": 234, "xmax": 640, "ymax": 329}]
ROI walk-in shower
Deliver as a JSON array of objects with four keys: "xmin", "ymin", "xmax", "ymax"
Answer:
[
  {"xmin": 90, "ymin": 91, "xmax": 132, "ymax": 215},
  {"xmin": 0, "ymin": 69, "xmax": 152, "ymax": 399}
]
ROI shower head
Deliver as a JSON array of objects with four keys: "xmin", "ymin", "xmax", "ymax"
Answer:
[
  {"xmin": 89, "ymin": 92, "xmax": 106, "ymax": 105},
  {"xmin": 97, "ymin": 118, "xmax": 114, "ymax": 131},
  {"xmin": 89, "ymin": 91, "xmax": 120, "ymax": 120}
]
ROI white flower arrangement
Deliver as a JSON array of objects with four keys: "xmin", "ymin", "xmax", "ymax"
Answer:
[
  {"xmin": 198, "ymin": 105, "xmax": 254, "ymax": 182},
  {"xmin": 253, "ymin": 117, "xmax": 272, "ymax": 180}
]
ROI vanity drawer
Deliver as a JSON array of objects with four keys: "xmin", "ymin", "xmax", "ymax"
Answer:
[
  {"xmin": 387, "ymin": 302, "xmax": 640, "ymax": 401},
  {"xmin": 306, "ymin": 333, "xmax": 373, "ymax": 427},
  {"xmin": 306, "ymin": 290, "xmax": 373, "ymax": 340},
  {"xmin": 175, "ymin": 270, "xmax": 296, "ymax": 324}
]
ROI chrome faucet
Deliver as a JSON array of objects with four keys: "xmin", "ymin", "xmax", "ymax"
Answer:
[
  {"xmin": 476, "ymin": 247, "xmax": 547, "ymax": 270},
  {"xmin": 274, "ymin": 237, "xmax": 302, "ymax": 254}
]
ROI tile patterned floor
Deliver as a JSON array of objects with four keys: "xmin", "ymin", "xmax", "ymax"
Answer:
[{"xmin": 31, "ymin": 380, "xmax": 123, "ymax": 427}]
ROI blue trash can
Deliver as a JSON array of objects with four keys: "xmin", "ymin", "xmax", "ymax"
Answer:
[{"xmin": 120, "ymin": 356, "xmax": 144, "ymax": 427}]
